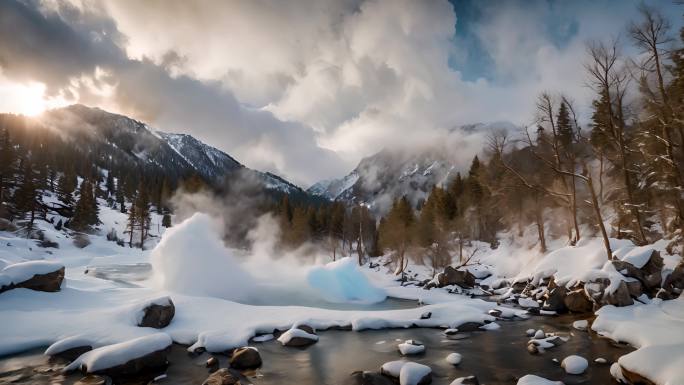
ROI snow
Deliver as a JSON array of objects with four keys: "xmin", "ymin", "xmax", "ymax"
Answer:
[
  {"xmin": 381, "ymin": 360, "xmax": 405, "ymax": 377},
  {"xmin": 307, "ymin": 257, "xmax": 386, "ymax": 304},
  {"xmin": 518, "ymin": 297, "xmax": 539, "ymax": 308},
  {"xmin": 533, "ymin": 330, "xmax": 545, "ymax": 339},
  {"xmin": 560, "ymin": 355, "xmax": 588, "ymax": 374},
  {"xmin": 572, "ymin": 320, "xmax": 588, "ymax": 331},
  {"xmin": 252, "ymin": 334, "xmax": 274, "ymax": 342},
  {"xmin": 45, "ymin": 335, "xmax": 93, "ymax": 356},
  {"xmin": 276, "ymin": 327, "xmax": 319, "ymax": 345},
  {"xmin": 516, "ymin": 374, "xmax": 564, "ymax": 385},
  {"xmin": 445, "ymin": 352, "xmax": 462, "ymax": 365},
  {"xmin": 0, "ymin": 260, "xmax": 64, "ymax": 287},
  {"xmin": 398, "ymin": 340, "xmax": 425, "ymax": 355},
  {"xmin": 593, "ymin": 297, "xmax": 684, "ymax": 384},
  {"xmin": 64, "ymin": 333, "xmax": 172, "ymax": 373},
  {"xmin": 617, "ymin": 245, "xmax": 656, "ymax": 269},
  {"xmin": 399, "ymin": 362, "xmax": 431, "ymax": 385},
  {"xmin": 450, "ymin": 376, "xmax": 478, "ymax": 385}
]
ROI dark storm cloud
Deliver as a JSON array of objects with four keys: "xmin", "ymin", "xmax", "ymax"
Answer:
[{"xmin": 0, "ymin": 0, "xmax": 347, "ymax": 186}]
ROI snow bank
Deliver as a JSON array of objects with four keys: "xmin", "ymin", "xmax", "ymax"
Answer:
[
  {"xmin": 516, "ymin": 375, "xmax": 564, "ymax": 385},
  {"xmin": 64, "ymin": 333, "xmax": 172, "ymax": 373},
  {"xmin": 150, "ymin": 213, "xmax": 254, "ymax": 301},
  {"xmin": 593, "ymin": 297, "xmax": 684, "ymax": 384},
  {"xmin": 307, "ymin": 257, "xmax": 386, "ymax": 304}
]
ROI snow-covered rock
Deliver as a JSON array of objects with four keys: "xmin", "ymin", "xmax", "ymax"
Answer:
[
  {"xmin": 229, "ymin": 346, "xmax": 262, "ymax": 370},
  {"xmin": 0, "ymin": 261, "xmax": 65, "ymax": 293},
  {"xmin": 380, "ymin": 360, "xmax": 406, "ymax": 378},
  {"xmin": 64, "ymin": 333, "xmax": 172, "ymax": 375},
  {"xmin": 518, "ymin": 297, "xmax": 540, "ymax": 308},
  {"xmin": 561, "ymin": 355, "xmax": 588, "ymax": 374},
  {"xmin": 399, "ymin": 362, "xmax": 431, "ymax": 385},
  {"xmin": 516, "ymin": 374, "xmax": 564, "ymax": 385},
  {"xmin": 277, "ymin": 327, "xmax": 319, "ymax": 347},
  {"xmin": 450, "ymin": 375, "xmax": 479, "ymax": 385},
  {"xmin": 445, "ymin": 352, "xmax": 462, "ymax": 365},
  {"xmin": 572, "ymin": 320, "xmax": 588, "ymax": 331},
  {"xmin": 137, "ymin": 296, "xmax": 175, "ymax": 329},
  {"xmin": 398, "ymin": 340, "xmax": 425, "ymax": 355}
]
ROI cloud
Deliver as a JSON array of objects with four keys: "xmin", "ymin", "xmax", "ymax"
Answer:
[{"xmin": 0, "ymin": 0, "xmax": 680, "ymax": 186}]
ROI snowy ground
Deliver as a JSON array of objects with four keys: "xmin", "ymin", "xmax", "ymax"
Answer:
[{"xmin": 1, "ymin": 204, "xmax": 683, "ymax": 384}]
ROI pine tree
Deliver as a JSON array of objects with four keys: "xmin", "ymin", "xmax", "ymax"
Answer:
[
  {"xmin": 105, "ymin": 171, "xmax": 115, "ymax": 197},
  {"xmin": 14, "ymin": 159, "xmax": 42, "ymax": 235},
  {"xmin": 0, "ymin": 127, "xmax": 15, "ymax": 206},
  {"xmin": 134, "ymin": 184, "xmax": 151, "ymax": 249},
  {"xmin": 57, "ymin": 168, "xmax": 77, "ymax": 209},
  {"xmin": 556, "ymin": 101, "xmax": 573, "ymax": 150},
  {"xmin": 70, "ymin": 179, "xmax": 98, "ymax": 232},
  {"xmin": 162, "ymin": 213, "xmax": 172, "ymax": 228}
]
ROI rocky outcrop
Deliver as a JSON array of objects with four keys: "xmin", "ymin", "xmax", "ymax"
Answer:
[
  {"xmin": 437, "ymin": 266, "xmax": 476, "ymax": 288},
  {"xmin": 229, "ymin": 347, "xmax": 262, "ymax": 370},
  {"xmin": 138, "ymin": 297, "xmax": 175, "ymax": 329},
  {"xmin": 604, "ymin": 281, "xmax": 634, "ymax": 307},
  {"xmin": 542, "ymin": 286, "xmax": 567, "ymax": 312},
  {"xmin": 202, "ymin": 368, "xmax": 241, "ymax": 385},
  {"xmin": 0, "ymin": 265, "xmax": 65, "ymax": 294}
]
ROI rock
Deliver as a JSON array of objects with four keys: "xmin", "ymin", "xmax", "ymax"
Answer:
[
  {"xmin": 206, "ymin": 356, "xmax": 218, "ymax": 368},
  {"xmin": 564, "ymin": 289, "xmax": 593, "ymax": 313},
  {"xmin": 347, "ymin": 371, "xmax": 394, "ymax": 385},
  {"xmin": 546, "ymin": 336, "xmax": 565, "ymax": 346},
  {"xmin": 202, "ymin": 368, "xmax": 241, "ymax": 385},
  {"xmin": 664, "ymin": 261, "xmax": 684, "ymax": 295},
  {"xmin": 420, "ymin": 311, "xmax": 432, "ymax": 319},
  {"xmin": 620, "ymin": 365, "xmax": 657, "ymax": 385},
  {"xmin": 534, "ymin": 330, "xmax": 545, "ymax": 339},
  {"xmin": 398, "ymin": 340, "xmax": 425, "ymax": 355},
  {"xmin": 542, "ymin": 286, "xmax": 567, "ymax": 313},
  {"xmin": 561, "ymin": 355, "xmax": 588, "ymax": 375},
  {"xmin": 612, "ymin": 260, "xmax": 644, "ymax": 281},
  {"xmin": 0, "ymin": 265, "xmax": 65, "ymax": 294},
  {"xmin": 446, "ymin": 352, "xmax": 462, "ymax": 365},
  {"xmin": 572, "ymin": 320, "xmax": 589, "ymax": 331},
  {"xmin": 438, "ymin": 266, "xmax": 476, "ymax": 288},
  {"xmin": 456, "ymin": 322, "xmax": 484, "ymax": 332},
  {"xmin": 640, "ymin": 251, "xmax": 664, "ymax": 290},
  {"xmin": 488, "ymin": 309, "xmax": 502, "ymax": 317},
  {"xmin": 296, "ymin": 324, "xmax": 315, "ymax": 334},
  {"xmin": 229, "ymin": 347, "xmax": 262, "ymax": 370},
  {"xmin": 526, "ymin": 343, "xmax": 539, "ymax": 355},
  {"xmin": 399, "ymin": 362, "xmax": 432, "ymax": 385},
  {"xmin": 444, "ymin": 328, "xmax": 459, "ymax": 335},
  {"xmin": 512, "ymin": 281, "xmax": 529, "ymax": 293},
  {"xmin": 92, "ymin": 347, "xmax": 169, "ymax": 378},
  {"xmin": 585, "ymin": 278, "xmax": 610, "ymax": 302},
  {"xmin": 594, "ymin": 358, "xmax": 608, "ymax": 364},
  {"xmin": 51, "ymin": 345, "xmax": 94, "ymax": 361},
  {"xmin": 277, "ymin": 327, "xmax": 318, "ymax": 347},
  {"xmin": 603, "ymin": 281, "xmax": 634, "ymax": 307},
  {"xmin": 73, "ymin": 375, "xmax": 110, "ymax": 385},
  {"xmin": 138, "ymin": 297, "xmax": 175, "ymax": 329},
  {"xmin": 525, "ymin": 329, "xmax": 536, "ymax": 337},
  {"xmin": 450, "ymin": 375, "xmax": 479, "ymax": 385},
  {"xmin": 625, "ymin": 280, "xmax": 643, "ymax": 298}
]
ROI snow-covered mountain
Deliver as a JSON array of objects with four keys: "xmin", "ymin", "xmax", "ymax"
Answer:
[
  {"xmin": 40, "ymin": 104, "xmax": 304, "ymax": 196},
  {"xmin": 308, "ymin": 122, "xmax": 517, "ymax": 213}
]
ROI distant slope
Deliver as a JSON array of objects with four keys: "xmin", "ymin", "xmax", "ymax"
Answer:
[{"xmin": 308, "ymin": 122, "xmax": 517, "ymax": 213}]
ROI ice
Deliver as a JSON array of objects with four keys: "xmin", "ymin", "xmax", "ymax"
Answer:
[
  {"xmin": 307, "ymin": 257, "xmax": 386, "ymax": 304},
  {"xmin": 399, "ymin": 362, "xmax": 431, "ymax": 385},
  {"xmin": 561, "ymin": 355, "xmax": 588, "ymax": 374},
  {"xmin": 445, "ymin": 352, "xmax": 462, "ymax": 365},
  {"xmin": 516, "ymin": 374, "xmax": 564, "ymax": 385},
  {"xmin": 64, "ymin": 333, "xmax": 172, "ymax": 373}
]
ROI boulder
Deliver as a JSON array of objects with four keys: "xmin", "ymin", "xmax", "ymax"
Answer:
[
  {"xmin": 138, "ymin": 298, "xmax": 175, "ymax": 329},
  {"xmin": 664, "ymin": 262, "xmax": 684, "ymax": 295},
  {"xmin": 229, "ymin": 347, "xmax": 262, "ymax": 370},
  {"xmin": 625, "ymin": 280, "xmax": 643, "ymax": 298},
  {"xmin": 603, "ymin": 281, "xmax": 634, "ymax": 307},
  {"xmin": 455, "ymin": 322, "xmax": 484, "ymax": 332},
  {"xmin": 564, "ymin": 289, "xmax": 593, "ymax": 313},
  {"xmin": 438, "ymin": 266, "xmax": 476, "ymax": 288},
  {"xmin": 640, "ymin": 251, "xmax": 664, "ymax": 285},
  {"xmin": 542, "ymin": 286, "xmax": 567, "ymax": 313},
  {"xmin": 90, "ymin": 348, "xmax": 169, "ymax": 378},
  {"xmin": 612, "ymin": 260, "xmax": 644, "ymax": 281},
  {"xmin": 0, "ymin": 264, "xmax": 65, "ymax": 294},
  {"xmin": 296, "ymin": 324, "xmax": 315, "ymax": 334},
  {"xmin": 202, "ymin": 368, "xmax": 241, "ymax": 385},
  {"xmin": 346, "ymin": 371, "xmax": 394, "ymax": 385},
  {"xmin": 277, "ymin": 327, "xmax": 318, "ymax": 347}
]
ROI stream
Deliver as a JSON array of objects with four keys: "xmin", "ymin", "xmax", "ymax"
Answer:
[{"xmin": 0, "ymin": 264, "xmax": 632, "ymax": 384}]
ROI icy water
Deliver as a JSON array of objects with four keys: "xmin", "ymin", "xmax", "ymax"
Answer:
[{"xmin": 0, "ymin": 310, "xmax": 631, "ymax": 385}]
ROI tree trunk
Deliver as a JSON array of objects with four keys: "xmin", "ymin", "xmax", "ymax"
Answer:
[{"xmin": 587, "ymin": 172, "xmax": 612, "ymax": 260}]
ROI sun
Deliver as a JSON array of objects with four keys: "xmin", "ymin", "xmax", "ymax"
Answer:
[{"xmin": 0, "ymin": 80, "xmax": 68, "ymax": 117}]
